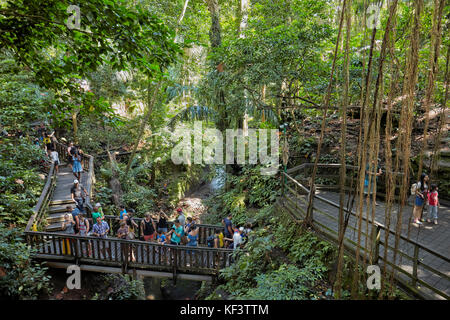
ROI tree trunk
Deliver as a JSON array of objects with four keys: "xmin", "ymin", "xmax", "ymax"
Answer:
[
  {"xmin": 72, "ymin": 111, "xmax": 78, "ymax": 144},
  {"xmin": 125, "ymin": 80, "xmax": 162, "ymax": 176},
  {"xmin": 107, "ymin": 149, "xmax": 124, "ymax": 207}
]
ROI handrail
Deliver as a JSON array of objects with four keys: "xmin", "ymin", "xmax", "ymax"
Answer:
[
  {"xmin": 286, "ymin": 162, "xmax": 403, "ymax": 176},
  {"xmin": 25, "ymin": 163, "xmax": 56, "ymax": 232}
]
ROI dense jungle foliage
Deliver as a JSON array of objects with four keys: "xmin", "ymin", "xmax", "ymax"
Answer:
[{"xmin": 0, "ymin": 0, "xmax": 448, "ymax": 300}]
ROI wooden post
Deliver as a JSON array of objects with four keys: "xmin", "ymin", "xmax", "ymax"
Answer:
[
  {"xmin": 173, "ymin": 247, "xmax": 178, "ymax": 285},
  {"xmin": 412, "ymin": 245, "xmax": 419, "ymax": 287},
  {"xmin": 306, "ymin": 180, "xmax": 316, "ymax": 224},
  {"xmin": 123, "ymin": 241, "xmax": 129, "ymax": 274},
  {"xmin": 371, "ymin": 225, "xmax": 381, "ymax": 265}
]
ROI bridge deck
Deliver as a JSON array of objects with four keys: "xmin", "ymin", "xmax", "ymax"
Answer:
[{"xmin": 281, "ymin": 189, "xmax": 450, "ymax": 299}]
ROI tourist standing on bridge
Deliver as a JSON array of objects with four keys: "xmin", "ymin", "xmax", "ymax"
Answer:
[
  {"xmin": 413, "ymin": 173, "xmax": 429, "ymax": 225},
  {"xmin": 233, "ymin": 227, "xmax": 244, "ymax": 250},
  {"xmin": 176, "ymin": 208, "xmax": 186, "ymax": 227},
  {"xmin": 156, "ymin": 229, "xmax": 167, "ymax": 244},
  {"xmin": 223, "ymin": 213, "xmax": 233, "ymax": 248},
  {"xmin": 185, "ymin": 216, "xmax": 194, "ymax": 234},
  {"xmin": 157, "ymin": 210, "xmax": 169, "ymax": 234},
  {"xmin": 119, "ymin": 205, "xmax": 127, "ymax": 220},
  {"xmin": 187, "ymin": 224, "xmax": 199, "ymax": 248},
  {"xmin": 61, "ymin": 214, "xmax": 75, "ymax": 255},
  {"xmin": 66, "ymin": 205, "xmax": 80, "ymax": 233},
  {"xmin": 169, "ymin": 219, "xmax": 183, "ymax": 245},
  {"xmin": 91, "ymin": 205, "xmax": 104, "ymax": 225},
  {"xmin": 93, "ymin": 216, "xmax": 111, "ymax": 258},
  {"xmin": 426, "ymin": 184, "xmax": 439, "ymax": 225},
  {"xmin": 124, "ymin": 212, "xmax": 138, "ymax": 240},
  {"xmin": 141, "ymin": 213, "xmax": 157, "ymax": 241},
  {"xmin": 77, "ymin": 212, "xmax": 92, "ymax": 256},
  {"xmin": 117, "ymin": 220, "xmax": 129, "ymax": 239}
]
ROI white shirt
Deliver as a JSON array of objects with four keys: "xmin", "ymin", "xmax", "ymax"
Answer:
[
  {"xmin": 233, "ymin": 232, "xmax": 243, "ymax": 250},
  {"xmin": 50, "ymin": 151, "xmax": 59, "ymax": 163}
]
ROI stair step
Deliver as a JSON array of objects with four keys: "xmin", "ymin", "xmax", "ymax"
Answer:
[
  {"xmin": 45, "ymin": 222, "xmax": 65, "ymax": 232},
  {"xmin": 50, "ymin": 199, "xmax": 74, "ymax": 206},
  {"xmin": 48, "ymin": 205, "xmax": 72, "ymax": 214},
  {"xmin": 46, "ymin": 213, "xmax": 67, "ymax": 224}
]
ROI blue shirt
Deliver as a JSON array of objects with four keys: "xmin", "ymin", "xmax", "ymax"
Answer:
[
  {"xmin": 93, "ymin": 221, "xmax": 110, "ymax": 238},
  {"xmin": 171, "ymin": 225, "xmax": 183, "ymax": 244},
  {"xmin": 119, "ymin": 209, "xmax": 127, "ymax": 219},
  {"xmin": 224, "ymin": 218, "xmax": 232, "ymax": 236},
  {"xmin": 157, "ymin": 234, "xmax": 166, "ymax": 243}
]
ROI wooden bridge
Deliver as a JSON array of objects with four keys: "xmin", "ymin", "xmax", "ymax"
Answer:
[
  {"xmin": 279, "ymin": 163, "xmax": 450, "ymax": 300},
  {"xmin": 25, "ymin": 142, "xmax": 234, "ymax": 282}
]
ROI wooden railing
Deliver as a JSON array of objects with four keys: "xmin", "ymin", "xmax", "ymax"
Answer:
[
  {"xmin": 285, "ymin": 162, "xmax": 404, "ymax": 200},
  {"xmin": 24, "ymin": 231, "xmax": 234, "ymax": 277},
  {"xmin": 280, "ymin": 163, "xmax": 450, "ymax": 300},
  {"xmin": 25, "ymin": 162, "xmax": 57, "ymax": 232}
]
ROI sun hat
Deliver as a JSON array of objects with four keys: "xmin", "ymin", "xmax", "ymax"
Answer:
[{"xmin": 73, "ymin": 179, "xmax": 79, "ymax": 184}]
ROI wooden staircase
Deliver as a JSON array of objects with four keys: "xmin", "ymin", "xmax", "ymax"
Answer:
[{"xmin": 45, "ymin": 199, "xmax": 74, "ymax": 232}]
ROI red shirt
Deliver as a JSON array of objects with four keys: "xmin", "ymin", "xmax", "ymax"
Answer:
[{"xmin": 428, "ymin": 191, "xmax": 438, "ymax": 206}]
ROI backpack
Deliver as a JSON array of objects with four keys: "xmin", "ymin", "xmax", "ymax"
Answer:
[
  {"xmin": 411, "ymin": 182, "xmax": 419, "ymax": 195},
  {"xmin": 207, "ymin": 235, "xmax": 215, "ymax": 248}
]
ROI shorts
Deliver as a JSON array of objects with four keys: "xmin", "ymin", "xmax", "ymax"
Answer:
[
  {"xmin": 415, "ymin": 195, "xmax": 424, "ymax": 207},
  {"xmin": 144, "ymin": 233, "xmax": 155, "ymax": 241},
  {"xmin": 170, "ymin": 240, "xmax": 180, "ymax": 245},
  {"xmin": 158, "ymin": 228, "xmax": 168, "ymax": 233}
]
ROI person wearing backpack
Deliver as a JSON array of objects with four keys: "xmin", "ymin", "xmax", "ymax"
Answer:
[
  {"xmin": 77, "ymin": 212, "xmax": 92, "ymax": 256},
  {"xmin": 412, "ymin": 173, "xmax": 429, "ymax": 225},
  {"xmin": 207, "ymin": 229, "xmax": 224, "ymax": 248}
]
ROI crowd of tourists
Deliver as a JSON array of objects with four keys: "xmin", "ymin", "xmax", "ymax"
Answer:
[{"xmin": 61, "ymin": 193, "xmax": 251, "ymax": 253}]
